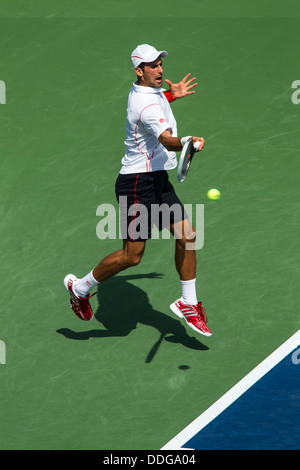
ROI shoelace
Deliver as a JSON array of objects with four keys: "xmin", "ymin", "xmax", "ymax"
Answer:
[
  {"xmin": 195, "ymin": 302, "xmax": 208, "ymax": 324},
  {"xmin": 72, "ymin": 292, "xmax": 97, "ymax": 313},
  {"xmin": 88, "ymin": 292, "xmax": 97, "ymax": 299}
]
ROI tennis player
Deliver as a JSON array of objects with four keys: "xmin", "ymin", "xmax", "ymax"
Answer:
[{"xmin": 64, "ymin": 44, "xmax": 212, "ymax": 337}]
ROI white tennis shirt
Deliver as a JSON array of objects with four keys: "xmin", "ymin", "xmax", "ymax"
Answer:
[{"xmin": 120, "ymin": 82, "xmax": 178, "ymax": 174}]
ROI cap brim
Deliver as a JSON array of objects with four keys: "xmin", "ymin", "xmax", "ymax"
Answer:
[{"xmin": 132, "ymin": 50, "xmax": 168, "ymax": 69}]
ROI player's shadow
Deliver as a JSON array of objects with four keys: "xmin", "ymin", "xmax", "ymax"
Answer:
[{"xmin": 57, "ymin": 273, "xmax": 209, "ymax": 363}]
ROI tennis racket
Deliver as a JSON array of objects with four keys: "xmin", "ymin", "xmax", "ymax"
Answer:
[{"xmin": 177, "ymin": 138, "xmax": 200, "ymax": 183}]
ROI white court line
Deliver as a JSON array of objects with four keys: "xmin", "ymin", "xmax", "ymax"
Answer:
[{"xmin": 161, "ymin": 329, "xmax": 300, "ymax": 450}]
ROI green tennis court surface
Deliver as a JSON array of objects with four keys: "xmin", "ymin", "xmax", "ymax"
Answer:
[{"xmin": 0, "ymin": 1, "xmax": 299, "ymax": 450}]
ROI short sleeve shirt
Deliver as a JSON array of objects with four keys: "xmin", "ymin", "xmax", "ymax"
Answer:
[{"xmin": 120, "ymin": 82, "xmax": 178, "ymax": 174}]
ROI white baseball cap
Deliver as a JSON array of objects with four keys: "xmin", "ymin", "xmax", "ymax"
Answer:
[{"xmin": 131, "ymin": 44, "xmax": 168, "ymax": 69}]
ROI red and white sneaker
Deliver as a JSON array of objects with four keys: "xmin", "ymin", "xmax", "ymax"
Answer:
[
  {"xmin": 170, "ymin": 298, "xmax": 212, "ymax": 337},
  {"xmin": 64, "ymin": 274, "xmax": 96, "ymax": 321}
]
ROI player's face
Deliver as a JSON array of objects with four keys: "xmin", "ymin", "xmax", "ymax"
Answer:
[{"xmin": 136, "ymin": 57, "xmax": 164, "ymax": 88}]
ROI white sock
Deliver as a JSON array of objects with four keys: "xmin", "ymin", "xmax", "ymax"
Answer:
[
  {"xmin": 180, "ymin": 278, "xmax": 198, "ymax": 305},
  {"xmin": 74, "ymin": 270, "xmax": 99, "ymax": 298}
]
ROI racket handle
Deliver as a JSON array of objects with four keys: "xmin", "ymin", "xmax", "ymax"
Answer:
[{"xmin": 193, "ymin": 141, "xmax": 201, "ymax": 151}]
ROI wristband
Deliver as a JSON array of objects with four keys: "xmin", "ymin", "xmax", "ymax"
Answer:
[
  {"xmin": 180, "ymin": 136, "xmax": 192, "ymax": 147},
  {"xmin": 163, "ymin": 90, "xmax": 176, "ymax": 103}
]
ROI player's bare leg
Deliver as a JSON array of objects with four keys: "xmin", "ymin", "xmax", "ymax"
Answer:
[
  {"xmin": 92, "ymin": 240, "xmax": 146, "ymax": 282},
  {"xmin": 170, "ymin": 219, "xmax": 196, "ymax": 281}
]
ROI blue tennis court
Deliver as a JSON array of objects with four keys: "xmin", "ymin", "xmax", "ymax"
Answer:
[{"xmin": 162, "ymin": 330, "xmax": 300, "ymax": 450}]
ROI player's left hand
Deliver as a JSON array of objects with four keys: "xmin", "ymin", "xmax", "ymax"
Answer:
[
  {"xmin": 192, "ymin": 136, "xmax": 205, "ymax": 151},
  {"xmin": 164, "ymin": 73, "xmax": 198, "ymax": 100}
]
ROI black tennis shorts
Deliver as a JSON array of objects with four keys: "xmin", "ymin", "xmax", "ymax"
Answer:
[{"xmin": 115, "ymin": 170, "xmax": 188, "ymax": 241}]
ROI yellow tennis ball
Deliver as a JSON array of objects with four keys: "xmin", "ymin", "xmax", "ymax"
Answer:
[{"xmin": 207, "ymin": 189, "xmax": 221, "ymax": 200}]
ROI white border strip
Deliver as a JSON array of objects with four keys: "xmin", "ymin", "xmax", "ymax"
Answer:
[{"xmin": 161, "ymin": 329, "xmax": 300, "ymax": 450}]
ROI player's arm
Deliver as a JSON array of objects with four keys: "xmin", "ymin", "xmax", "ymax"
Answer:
[
  {"xmin": 159, "ymin": 129, "xmax": 205, "ymax": 152},
  {"xmin": 158, "ymin": 129, "xmax": 182, "ymax": 151}
]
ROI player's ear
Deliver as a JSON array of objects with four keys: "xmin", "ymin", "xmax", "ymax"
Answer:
[{"xmin": 135, "ymin": 66, "xmax": 143, "ymax": 78}]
